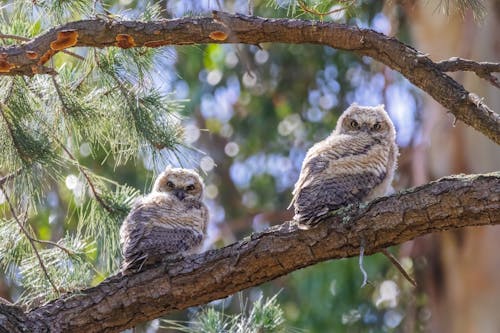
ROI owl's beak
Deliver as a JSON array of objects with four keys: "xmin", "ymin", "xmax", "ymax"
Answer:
[
  {"xmin": 173, "ymin": 189, "xmax": 186, "ymax": 200},
  {"xmin": 361, "ymin": 124, "xmax": 369, "ymax": 132}
]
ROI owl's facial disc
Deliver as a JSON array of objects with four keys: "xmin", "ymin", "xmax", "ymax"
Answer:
[
  {"xmin": 153, "ymin": 168, "xmax": 205, "ymax": 200},
  {"xmin": 164, "ymin": 177, "xmax": 202, "ymax": 201}
]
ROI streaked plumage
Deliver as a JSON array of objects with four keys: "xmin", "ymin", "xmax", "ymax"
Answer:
[
  {"xmin": 120, "ymin": 167, "xmax": 208, "ymax": 272},
  {"xmin": 289, "ymin": 103, "xmax": 398, "ymax": 226}
]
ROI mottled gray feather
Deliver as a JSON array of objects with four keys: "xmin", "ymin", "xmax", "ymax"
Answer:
[{"xmin": 295, "ymin": 172, "xmax": 386, "ymax": 222}]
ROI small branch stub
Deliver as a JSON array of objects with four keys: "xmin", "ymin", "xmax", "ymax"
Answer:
[
  {"xmin": 50, "ymin": 30, "xmax": 79, "ymax": 51},
  {"xmin": 0, "ymin": 53, "xmax": 15, "ymax": 73},
  {"xmin": 25, "ymin": 51, "xmax": 39, "ymax": 60},
  {"xmin": 115, "ymin": 34, "xmax": 136, "ymax": 48},
  {"xmin": 209, "ymin": 31, "xmax": 228, "ymax": 41}
]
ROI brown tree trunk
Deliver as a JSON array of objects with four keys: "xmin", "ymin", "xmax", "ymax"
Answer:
[{"xmin": 404, "ymin": 1, "xmax": 500, "ymax": 332}]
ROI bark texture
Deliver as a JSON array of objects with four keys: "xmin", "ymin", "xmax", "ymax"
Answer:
[
  {"xmin": 0, "ymin": 172, "xmax": 496, "ymax": 332},
  {"xmin": 0, "ymin": 304, "xmax": 31, "ymax": 333},
  {"xmin": 0, "ymin": 12, "xmax": 499, "ymax": 144}
]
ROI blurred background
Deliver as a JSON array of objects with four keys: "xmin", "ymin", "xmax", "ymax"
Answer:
[{"xmin": 0, "ymin": 0, "xmax": 499, "ymax": 332}]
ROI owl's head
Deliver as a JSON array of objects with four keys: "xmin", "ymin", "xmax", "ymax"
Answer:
[
  {"xmin": 153, "ymin": 167, "xmax": 204, "ymax": 201},
  {"xmin": 335, "ymin": 103, "xmax": 396, "ymax": 141}
]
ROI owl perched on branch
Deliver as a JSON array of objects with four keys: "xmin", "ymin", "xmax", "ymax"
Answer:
[
  {"xmin": 120, "ymin": 167, "xmax": 209, "ymax": 273},
  {"xmin": 289, "ymin": 103, "xmax": 398, "ymax": 227}
]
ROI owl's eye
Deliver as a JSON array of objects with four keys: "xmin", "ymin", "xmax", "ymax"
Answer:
[
  {"xmin": 166, "ymin": 181, "xmax": 175, "ymax": 188},
  {"xmin": 373, "ymin": 123, "xmax": 382, "ymax": 130},
  {"xmin": 186, "ymin": 184, "xmax": 195, "ymax": 191},
  {"xmin": 350, "ymin": 120, "xmax": 359, "ymax": 129}
]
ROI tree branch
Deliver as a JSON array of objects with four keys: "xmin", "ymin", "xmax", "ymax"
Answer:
[
  {"xmin": 0, "ymin": 172, "xmax": 494, "ymax": 332},
  {"xmin": 0, "ymin": 33, "xmax": 84, "ymax": 61},
  {"xmin": 436, "ymin": 57, "xmax": 500, "ymax": 89},
  {"xmin": 0, "ymin": 12, "xmax": 498, "ymax": 144}
]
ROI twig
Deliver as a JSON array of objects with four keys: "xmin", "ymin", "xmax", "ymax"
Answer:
[
  {"xmin": 31, "ymin": 238, "xmax": 75, "ymax": 256},
  {"xmin": 0, "ymin": 168, "xmax": 23, "ymax": 187},
  {"xmin": 24, "ymin": 96, "xmax": 115, "ymax": 215},
  {"xmin": 0, "ymin": 102, "xmax": 31, "ymax": 162},
  {"xmin": 381, "ymin": 248, "xmax": 417, "ymax": 287},
  {"xmin": 0, "ymin": 185, "xmax": 59, "ymax": 295},
  {"xmin": 50, "ymin": 75, "xmax": 72, "ymax": 117},
  {"xmin": 0, "ymin": 33, "xmax": 30, "ymax": 42},
  {"xmin": 16, "ymin": 206, "xmax": 76, "ymax": 257},
  {"xmin": 436, "ymin": 57, "xmax": 500, "ymax": 89},
  {"xmin": 0, "ymin": 33, "xmax": 84, "ymax": 60},
  {"xmin": 56, "ymin": 139, "xmax": 114, "ymax": 214}
]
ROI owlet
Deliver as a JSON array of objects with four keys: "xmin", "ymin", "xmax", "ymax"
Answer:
[
  {"xmin": 120, "ymin": 167, "xmax": 209, "ymax": 272},
  {"xmin": 289, "ymin": 103, "xmax": 398, "ymax": 227}
]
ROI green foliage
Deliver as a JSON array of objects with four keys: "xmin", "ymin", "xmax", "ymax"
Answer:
[
  {"xmin": 75, "ymin": 176, "xmax": 140, "ymax": 273},
  {"xmin": 95, "ymin": 47, "xmax": 185, "ymax": 166},
  {"xmin": 0, "ymin": 218, "xmax": 32, "ymax": 278},
  {"xmin": 0, "ymin": 0, "xmax": 184, "ymax": 305},
  {"xmin": 162, "ymin": 294, "xmax": 287, "ymax": 333},
  {"xmin": 17, "ymin": 236, "xmax": 96, "ymax": 308}
]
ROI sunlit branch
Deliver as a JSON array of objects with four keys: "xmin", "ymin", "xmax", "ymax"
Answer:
[
  {"xmin": 0, "ymin": 33, "xmax": 84, "ymax": 61},
  {"xmin": 0, "ymin": 172, "xmax": 495, "ymax": 333},
  {"xmin": 436, "ymin": 57, "xmax": 500, "ymax": 89},
  {"xmin": 0, "ymin": 12, "xmax": 498, "ymax": 145}
]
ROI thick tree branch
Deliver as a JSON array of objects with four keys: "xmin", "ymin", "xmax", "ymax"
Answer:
[
  {"xmin": 0, "ymin": 172, "xmax": 496, "ymax": 332},
  {"xmin": 0, "ymin": 12, "xmax": 498, "ymax": 144}
]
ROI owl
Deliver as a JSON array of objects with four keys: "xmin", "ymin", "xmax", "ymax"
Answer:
[
  {"xmin": 289, "ymin": 103, "xmax": 398, "ymax": 227},
  {"xmin": 120, "ymin": 167, "xmax": 209, "ymax": 272}
]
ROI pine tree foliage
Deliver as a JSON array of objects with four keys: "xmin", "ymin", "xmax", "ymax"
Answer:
[
  {"xmin": 0, "ymin": 218, "xmax": 32, "ymax": 278},
  {"xmin": 17, "ymin": 235, "xmax": 96, "ymax": 308},
  {"xmin": 270, "ymin": 0, "xmax": 486, "ymax": 19},
  {"xmin": 162, "ymin": 294, "xmax": 289, "ymax": 333},
  {"xmin": 0, "ymin": 1, "xmax": 185, "ymax": 306}
]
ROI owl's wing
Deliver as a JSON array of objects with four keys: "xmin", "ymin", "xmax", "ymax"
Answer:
[
  {"xmin": 294, "ymin": 170, "xmax": 386, "ymax": 222},
  {"xmin": 290, "ymin": 136, "xmax": 388, "ymax": 222},
  {"xmin": 122, "ymin": 226, "xmax": 203, "ymax": 271},
  {"xmin": 133, "ymin": 225, "xmax": 203, "ymax": 255},
  {"xmin": 288, "ymin": 137, "xmax": 357, "ymax": 208}
]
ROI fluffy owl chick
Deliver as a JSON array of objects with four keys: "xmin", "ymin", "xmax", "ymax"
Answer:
[
  {"xmin": 120, "ymin": 167, "xmax": 208, "ymax": 272},
  {"xmin": 290, "ymin": 103, "xmax": 398, "ymax": 227}
]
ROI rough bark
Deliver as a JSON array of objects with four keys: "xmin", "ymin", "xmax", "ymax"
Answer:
[
  {"xmin": 0, "ymin": 304, "xmax": 31, "ymax": 333},
  {"xmin": 0, "ymin": 172, "xmax": 496, "ymax": 332},
  {"xmin": 0, "ymin": 12, "xmax": 499, "ymax": 144}
]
